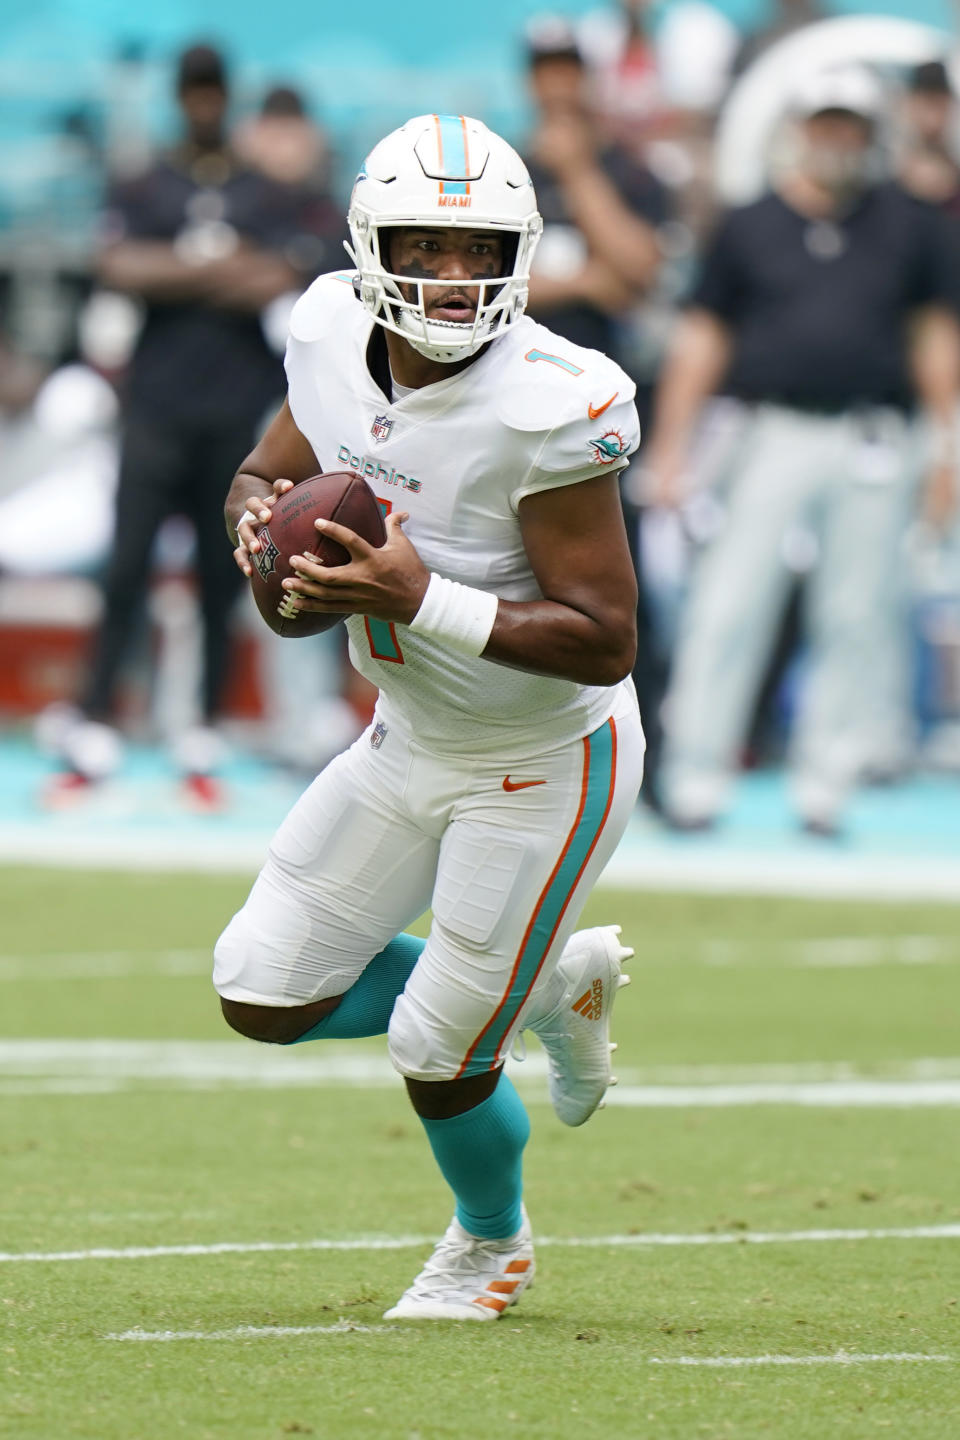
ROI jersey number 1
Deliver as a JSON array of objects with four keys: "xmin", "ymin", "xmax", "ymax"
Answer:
[{"xmin": 365, "ymin": 498, "xmax": 404, "ymax": 664}]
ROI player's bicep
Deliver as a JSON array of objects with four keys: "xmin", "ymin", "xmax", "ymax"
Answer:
[
  {"xmin": 239, "ymin": 398, "xmax": 320, "ymax": 485},
  {"xmin": 517, "ymin": 473, "xmax": 638, "ymax": 626}
]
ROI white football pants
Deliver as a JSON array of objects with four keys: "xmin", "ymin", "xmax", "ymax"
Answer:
[{"xmin": 214, "ymin": 687, "xmax": 645, "ymax": 1079}]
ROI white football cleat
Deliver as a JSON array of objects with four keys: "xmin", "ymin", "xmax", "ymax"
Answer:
[
  {"xmin": 384, "ymin": 1209, "xmax": 535, "ymax": 1321},
  {"xmin": 529, "ymin": 925, "xmax": 633, "ymax": 1126}
]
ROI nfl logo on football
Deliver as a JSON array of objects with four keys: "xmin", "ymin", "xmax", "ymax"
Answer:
[{"xmin": 371, "ymin": 414, "xmax": 393, "ymax": 444}]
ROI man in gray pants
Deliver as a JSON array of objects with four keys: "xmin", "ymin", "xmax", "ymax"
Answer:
[{"xmin": 645, "ymin": 66, "xmax": 960, "ymax": 834}]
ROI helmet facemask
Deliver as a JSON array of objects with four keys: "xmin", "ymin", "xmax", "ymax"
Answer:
[{"xmin": 346, "ymin": 115, "xmax": 542, "ymax": 364}]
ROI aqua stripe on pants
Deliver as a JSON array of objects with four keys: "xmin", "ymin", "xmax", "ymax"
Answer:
[{"xmin": 461, "ymin": 718, "xmax": 616, "ymax": 1075}]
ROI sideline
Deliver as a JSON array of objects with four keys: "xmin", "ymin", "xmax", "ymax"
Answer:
[{"xmin": 3, "ymin": 824, "xmax": 960, "ymax": 901}]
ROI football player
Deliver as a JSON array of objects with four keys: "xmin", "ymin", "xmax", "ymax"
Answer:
[{"xmin": 217, "ymin": 115, "xmax": 645, "ymax": 1320}]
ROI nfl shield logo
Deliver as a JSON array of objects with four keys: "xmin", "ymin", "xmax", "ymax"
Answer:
[
  {"xmin": 251, "ymin": 529, "xmax": 280, "ymax": 580},
  {"xmin": 371, "ymin": 414, "xmax": 393, "ymax": 444},
  {"xmin": 370, "ymin": 721, "xmax": 388, "ymax": 750}
]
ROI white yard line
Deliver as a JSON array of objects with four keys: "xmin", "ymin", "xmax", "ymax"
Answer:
[
  {"xmin": 106, "ymin": 1321, "xmax": 390, "ymax": 1341},
  {"xmin": 5, "ymin": 1042, "xmax": 960, "ymax": 1103},
  {"xmin": 14, "ymin": 1076, "xmax": 960, "ymax": 1105},
  {"xmin": 646, "ymin": 1352, "xmax": 953, "ymax": 1369},
  {"xmin": 5, "ymin": 1224, "xmax": 960, "ymax": 1266},
  {"xmin": 701, "ymin": 935, "xmax": 960, "ymax": 968},
  {"xmin": 605, "ymin": 1080, "xmax": 960, "ymax": 1108},
  {"xmin": 0, "ymin": 950, "xmax": 210, "ymax": 980},
  {"xmin": 3, "ymin": 933, "xmax": 957, "ymax": 982},
  {"xmin": 101, "ymin": 1331, "xmax": 953, "ymax": 1361}
]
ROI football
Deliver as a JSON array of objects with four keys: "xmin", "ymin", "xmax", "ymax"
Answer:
[{"xmin": 248, "ymin": 471, "xmax": 387, "ymax": 637}]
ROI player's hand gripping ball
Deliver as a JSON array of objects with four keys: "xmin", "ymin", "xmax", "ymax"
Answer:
[{"xmin": 249, "ymin": 472, "xmax": 387, "ymax": 637}]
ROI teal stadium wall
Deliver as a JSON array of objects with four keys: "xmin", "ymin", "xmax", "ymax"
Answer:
[{"xmin": 0, "ymin": 0, "xmax": 955, "ymax": 233}]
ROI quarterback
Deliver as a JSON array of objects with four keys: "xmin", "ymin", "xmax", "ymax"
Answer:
[{"xmin": 218, "ymin": 114, "xmax": 645, "ymax": 1320}]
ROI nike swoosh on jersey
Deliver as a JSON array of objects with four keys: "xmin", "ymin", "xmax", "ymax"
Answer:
[
  {"xmin": 502, "ymin": 776, "xmax": 547, "ymax": 792},
  {"xmin": 588, "ymin": 393, "xmax": 618, "ymax": 421}
]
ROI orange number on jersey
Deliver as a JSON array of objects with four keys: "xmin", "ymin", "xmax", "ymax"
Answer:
[{"xmin": 366, "ymin": 497, "xmax": 404, "ymax": 663}]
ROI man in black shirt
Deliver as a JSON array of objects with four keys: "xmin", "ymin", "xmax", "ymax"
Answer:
[
  {"xmin": 521, "ymin": 16, "xmax": 665, "ymax": 364},
  {"xmin": 645, "ymin": 65, "xmax": 960, "ymax": 833},
  {"xmin": 51, "ymin": 45, "xmax": 305, "ymax": 808}
]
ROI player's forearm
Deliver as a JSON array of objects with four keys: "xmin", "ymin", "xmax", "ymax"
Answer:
[
  {"xmin": 910, "ymin": 304, "xmax": 960, "ymax": 451},
  {"xmin": 560, "ymin": 169, "xmax": 661, "ymax": 290},
  {"xmin": 97, "ymin": 241, "xmax": 216, "ymax": 301},
  {"xmin": 225, "ymin": 401, "xmax": 323, "ymax": 546},
  {"xmin": 482, "ymin": 598, "xmax": 637, "ymax": 688},
  {"xmin": 527, "ymin": 272, "xmax": 589, "ymax": 312},
  {"xmin": 224, "ymin": 470, "xmax": 277, "ymax": 547},
  {"xmin": 205, "ymin": 253, "xmax": 301, "ymax": 312},
  {"xmin": 647, "ymin": 308, "xmax": 732, "ymax": 452}
]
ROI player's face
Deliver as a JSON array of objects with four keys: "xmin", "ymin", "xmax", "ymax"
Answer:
[{"xmin": 387, "ymin": 228, "xmax": 505, "ymax": 325}]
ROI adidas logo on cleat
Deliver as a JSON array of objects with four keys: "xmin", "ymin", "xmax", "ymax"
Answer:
[
  {"xmin": 471, "ymin": 1259, "xmax": 532, "ymax": 1314},
  {"xmin": 571, "ymin": 978, "xmax": 604, "ymax": 1021}
]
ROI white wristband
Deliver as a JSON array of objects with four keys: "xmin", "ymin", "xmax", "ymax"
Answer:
[
  {"xmin": 409, "ymin": 573, "xmax": 499, "ymax": 657},
  {"xmin": 238, "ymin": 509, "xmax": 258, "ymax": 531}
]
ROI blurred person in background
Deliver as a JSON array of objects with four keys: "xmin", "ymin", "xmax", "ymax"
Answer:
[
  {"xmin": 234, "ymin": 84, "xmax": 332, "ymax": 189},
  {"xmin": 0, "ymin": 327, "xmax": 48, "ymax": 453},
  {"xmin": 577, "ymin": 0, "xmax": 738, "ymax": 240},
  {"xmin": 578, "ymin": 0, "xmax": 738, "ymax": 136},
  {"xmin": 521, "ymin": 14, "xmax": 665, "ymax": 364},
  {"xmin": 234, "ymin": 83, "xmax": 348, "ymax": 278},
  {"xmin": 46, "ymin": 43, "xmax": 308, "ymax": 810},
  {"xmin": 233, "ymin": 82, "xmax": 361, "ymax": 775},
  {"xmin": 644, "ymin": 65, "xmax": 960, "ymax": 836},
  {"xmin": 896, "ymin": 60, "xmax": 960, "ymax": 769},
  {"xmin": 521, "ymin": 14, "xmax": 670, "ymax": 804},
  {"xmin": 897, "ymin": 61, "xmax": 960, "ymax": 216}
]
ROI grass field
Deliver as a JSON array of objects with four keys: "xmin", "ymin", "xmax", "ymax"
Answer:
[{"xmin": 3, "ymin": 865, "xmax": 959, "ymax": 1440}]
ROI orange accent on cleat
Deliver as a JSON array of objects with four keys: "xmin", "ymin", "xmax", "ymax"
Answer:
[
  {"xmin": 571, "ymin": 978, "xmax": 604, "ymax": 1021},
  {"xmin": 473, "ymin": 1295, "xmax": 508, "ymax": 1313}
]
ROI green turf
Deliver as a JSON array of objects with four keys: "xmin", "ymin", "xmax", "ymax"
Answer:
[{"xmin": 2, "ymin": 867, "xmax": 959, "ymax": 1439}]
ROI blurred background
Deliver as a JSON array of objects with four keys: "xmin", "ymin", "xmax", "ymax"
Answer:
[{"xmin": 2, "ymin": 0, "xmax": 960, "ymax": 898}]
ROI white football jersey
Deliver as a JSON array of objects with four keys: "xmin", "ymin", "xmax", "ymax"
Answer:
[{"xmin": 284, "ymin": 271, "xmax": 642, "ymax": 756}]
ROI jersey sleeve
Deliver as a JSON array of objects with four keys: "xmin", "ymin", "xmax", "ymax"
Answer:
[
  {"xmin": 510, "ymin": 393, "xmax": 641, "ymax": 510},
  {"xmin": 283, "ymin": 271, "xmax": 358, "ymax": 436}
]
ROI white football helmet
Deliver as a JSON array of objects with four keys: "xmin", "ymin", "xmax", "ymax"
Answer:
[{"xmin": 346, "ymin": 114, "xmax": 542, "ymax": 363}]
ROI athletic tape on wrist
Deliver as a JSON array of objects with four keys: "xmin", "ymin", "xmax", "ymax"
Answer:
[
  {"xmin": 409, "ymin": 572, "xmax": 498, "ymax": 657},
  {"xmin": 238, "ymin": 509, "xmax": 258, "ymax": 532}
]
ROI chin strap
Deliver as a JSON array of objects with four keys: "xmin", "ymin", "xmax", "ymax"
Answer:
[{"xmin": 400, "ymin": 316, "xmax": 489, "ymax": 365}]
